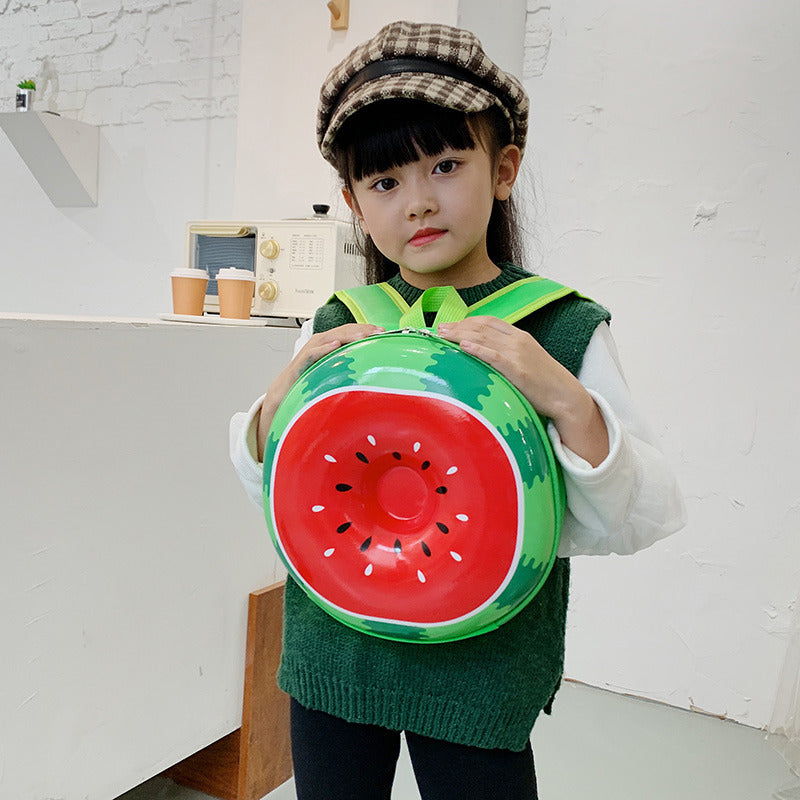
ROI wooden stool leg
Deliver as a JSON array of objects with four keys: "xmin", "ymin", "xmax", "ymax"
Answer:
[{"xmin": 164, "ymin": 581, "xmax": 293, "ymax": 800}]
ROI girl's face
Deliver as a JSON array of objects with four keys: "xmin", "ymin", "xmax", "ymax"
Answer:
[{"xmin": 343, "ymin": 142, "xmax": 520, "ymax": 290}]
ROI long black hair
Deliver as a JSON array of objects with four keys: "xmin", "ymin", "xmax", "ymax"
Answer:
[{"xmin": 330, "ymin": 100, "xmax": 524, "ymax": 285}]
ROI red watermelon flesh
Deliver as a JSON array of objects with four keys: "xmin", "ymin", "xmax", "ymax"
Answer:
[{"xmin": 270, "ymin": 388, "xmax": 522, "ymax": 625}]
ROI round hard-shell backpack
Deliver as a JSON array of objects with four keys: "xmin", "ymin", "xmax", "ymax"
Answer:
[{"xmin": 262, "ymin": 279, "xmax": 576, "ymax": 643}]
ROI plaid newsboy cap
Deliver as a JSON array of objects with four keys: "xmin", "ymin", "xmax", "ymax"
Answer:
[{"xmin": 317, "ymin": 20, "xmax": 529, "ymax": 164}]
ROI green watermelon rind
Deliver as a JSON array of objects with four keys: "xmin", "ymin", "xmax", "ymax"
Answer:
[{"xmin": 263, "ymin": 330, "xmax": 565, "ymax": 643}]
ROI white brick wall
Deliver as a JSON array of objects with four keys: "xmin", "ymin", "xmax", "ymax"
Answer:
[
  {"xmin": 0, "ymin": 0, "xmax": 241, "ymax": 125},
  {"xmin": 1, "ymin": 2, "xmax": 546, "ymax": 124}
]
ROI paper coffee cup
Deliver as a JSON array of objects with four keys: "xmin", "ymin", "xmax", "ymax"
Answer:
[
  {"xmin": 171, "ymin": 268, "xmax": 208, "ymax": 316},
  {"xmin": 216, "ymin": 267, "xmax": 255, "ymax": 319}
]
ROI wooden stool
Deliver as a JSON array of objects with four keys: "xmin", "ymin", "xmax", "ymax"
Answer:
[{"xmin": 163, "ymin": 581, "xmax": 292, "ymax": 800}]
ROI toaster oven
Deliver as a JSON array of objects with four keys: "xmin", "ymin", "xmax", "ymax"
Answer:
[{"xmin": 186, "ymin": 211, "xmax": 362, "ymax": 320}]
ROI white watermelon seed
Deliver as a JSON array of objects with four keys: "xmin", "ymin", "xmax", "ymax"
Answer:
[
  {"xmin": 324, "ymin": 548, "xmax": 335, "ymax": 558},
  {"xmin": 312, "ymin": 505, "xmax": 325, "ymax": 513},
  {"xmin": 456, "ymin": 513, "xmax": 469, "ymax": 522},
  {"xmin": 450, "ymin": 551, "xmax": 462, "ymax": 562},
  {"xmin": 367, "ymin": 435, "xmax": 376, "ymax": 446},
  {"xmin": 417, "ymin": 570, "xmax": 426, "ymax": 584},
  {"xmin": 365, "ymin": 563, "xmax": 374, "ymax": 576},
  {"xmin": 413, "ymin": 442, "xmax": 421, "ymax": 452},
  {"xmin": 324, "ymin": 454, "xmax": 337, "ymax": 463},
  {"xmin": 446, "ymin": 466, "xmax": 458, "ymax": 475}
]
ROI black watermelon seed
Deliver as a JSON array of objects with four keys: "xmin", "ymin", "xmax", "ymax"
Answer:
[
  {"xmin": 421, "ymin": 461, "xmax": 431, "ymax": 470},
  {"xmin": 435, "ymin": 486, "xmax": 447, "ymax": 494},
  {"xmin": 392, "ymin": 451, "xmax": 402, "ymax": 460},
  {"xmin": 394, "ymin": 539, "xmax": 402, "ymax": 553},
  {"xmin": 421, "ymin": 541, "xmax": 432, "ymax": 557},
  {"xmin": 337, "ymin": 522, "xmax": 352, "ymax": 533},
  {"xmin": 360, "ymin": 537, "xmax": 372, "ymax": 552},
  {"xmin": 335, "ymin": 483, "xmax": 352, "ymax": 492},
  {"xmin": 436, "ymin": 522, "xmax": 449, "ymax": 534},
  {"xmin": 356, "ymin": 452, "xmax": 369, "ymax": 463}
]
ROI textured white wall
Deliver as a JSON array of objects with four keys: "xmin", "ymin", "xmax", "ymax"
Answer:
[
  {"xmin": 522, "ymin": 0, "xmax": 800, "ymax": 729},
  {"xmin": 0, "ymin": 0, "xmax": 241, "ymax": 316},
  {"xmin": 0, "ymin": 0, "xmax": 240, "ymax": 122}
]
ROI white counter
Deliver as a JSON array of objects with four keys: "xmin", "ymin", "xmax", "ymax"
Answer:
[{"xmin": 0, "ymin": 315, "xmax": 298, "ymax": 799}]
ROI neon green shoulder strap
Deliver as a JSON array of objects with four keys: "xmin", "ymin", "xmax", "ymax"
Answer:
[
  {"xmin": 333, "ymin": 275, "xmax": 579, "ymax": 329},
  {"xmin": 466, "ymin": 277, "xmax": 578, "ymax": 323},
  {"xmin": 333, "ymin": 282, "xmax": 409, "ymax": 326}
]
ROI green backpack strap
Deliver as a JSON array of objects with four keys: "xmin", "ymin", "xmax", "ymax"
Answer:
[
  {"xmin": 334, "ymin": 283, "xmax": 471, "ymax": 329},
  {"xmin": 334, "ymin": 282, "xmax": 409, "ymax": 327},
  {"xmin": 333, "ymin": 275, "xmax": 579, "ymax": 328},
  {"xmin": 466, "ymin": 276, "xmax": 577, "ymax": 323},
  {"xmin": 398, "ymin": 286, "xmax": 470, "ymax": 328}
]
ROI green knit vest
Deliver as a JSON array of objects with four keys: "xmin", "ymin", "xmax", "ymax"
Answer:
[{"xmin": 277, "ymin": 264, "xmax": 610, "ymax": 751}]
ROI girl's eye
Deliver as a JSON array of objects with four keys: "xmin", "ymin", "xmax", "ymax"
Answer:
[
  {"xmin": 434, "ymin": 159, "xmax": 459, "ymax": 175},
  {"xmin": 371, "ymin": 177, "xmax": 397, "ymax": 192}
]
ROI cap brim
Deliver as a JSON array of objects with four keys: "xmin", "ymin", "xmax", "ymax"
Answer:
[{"xmin": 319, "ymin": 72, "xmax": 514, "ymax": 163}]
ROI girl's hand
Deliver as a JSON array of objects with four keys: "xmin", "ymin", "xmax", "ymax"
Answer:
[
  {"xmin": 437, "ymin": 316, "xmax": 610, "ymax": 467},
  {"xmin": 257, "ymin": 323, "xmax": 383, "ymax": 461}
]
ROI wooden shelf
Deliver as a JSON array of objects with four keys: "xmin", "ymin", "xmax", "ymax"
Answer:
[{"xmin": 0, "ymin": 111, "xmax": 99, "ymax": 206}]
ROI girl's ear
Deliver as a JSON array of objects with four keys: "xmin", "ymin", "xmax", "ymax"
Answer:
[
  {"xmin": 494, "ymin": 144, "xmax": 521, "ymax": 202},
  {"xmin": 342, "ymin": 187, "xmax": 369, "ymax": 234}
]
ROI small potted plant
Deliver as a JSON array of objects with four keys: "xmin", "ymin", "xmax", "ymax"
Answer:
[{"xmin": 16, "ymin": 79, "xmax": 36, "ymax": 112}]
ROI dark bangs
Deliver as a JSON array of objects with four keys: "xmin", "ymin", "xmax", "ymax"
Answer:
[{"xmin": 334, "ymin": 100, "xmax": 481, "ymax": 185}]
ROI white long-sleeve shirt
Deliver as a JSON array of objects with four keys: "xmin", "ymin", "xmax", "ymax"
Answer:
[{"xmin": 229, "ymin": 320, "xmax": 686, "ymax": 557}]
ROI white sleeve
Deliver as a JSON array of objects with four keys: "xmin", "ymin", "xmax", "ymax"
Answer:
[
  {"xmin": 229, "ymin": 393, "xmax": 267, "ymax": 509},
  {"xmin": 292, "ymin": 318, "xmax": 314, "ymax": 357},
  {"xmin": 550, "ymin": 322, "xmax": 687, "ymax": 557}
]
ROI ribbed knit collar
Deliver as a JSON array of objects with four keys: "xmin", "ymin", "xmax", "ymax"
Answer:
[{"xmin": 386, "ymin": 263, "xmax": 532, "ymax": 307}]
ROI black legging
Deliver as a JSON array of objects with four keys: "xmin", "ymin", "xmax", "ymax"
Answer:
[{"xmin": 290, "ymin": 699, "xmax": 539, "ymax": 800}]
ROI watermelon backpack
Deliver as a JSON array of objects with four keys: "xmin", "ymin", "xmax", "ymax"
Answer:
[{"xmin": 263, "ymin": 276, "xmax": 577, "ymax": 643}]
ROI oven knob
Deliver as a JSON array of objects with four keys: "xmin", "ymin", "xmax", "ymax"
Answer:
[
  {"xmin": 260, "ymin": 239, "xmax": 280, "ymax": 259},
  {"xmin": 258, "ymin": 280, "xmax": 279, "ymax": 302}
]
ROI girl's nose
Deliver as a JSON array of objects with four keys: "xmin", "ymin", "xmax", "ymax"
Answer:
[{"xmin": 405, "ymin": 181, "xmax": 438, "ymax": 219}]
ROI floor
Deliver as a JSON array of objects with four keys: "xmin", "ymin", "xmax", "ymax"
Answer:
[{"xmin": 118, "ymin": 681, "xmax": 799, "ymax": 800}]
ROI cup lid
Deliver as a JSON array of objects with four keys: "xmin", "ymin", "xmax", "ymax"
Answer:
[
  {"xmin": 171, "ymin": 268, "xmax": 208, "ymax": 278},
  {"xmin": 216, "ymin": 267, "xmax": 255, "ymax": 280}
]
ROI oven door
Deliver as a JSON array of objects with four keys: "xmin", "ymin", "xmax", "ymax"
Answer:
[{"xmin": 187, "ymin": 223, "xmax": 257, "ymax": 313}]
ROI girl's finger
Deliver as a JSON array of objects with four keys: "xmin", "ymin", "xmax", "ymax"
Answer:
[
  {"xmin": 329, "ymin": 323, "xmax": 384, "ymax": 343},
  {"xmin": 299, "ymin": 324, "xmax": 383, "ymax": 371},
  {"xmin": 437, "ymin": 317, "xmax": 513, "ymax": 343},
  {"xmin": 460, "ymin": 339, "xmax": 512, "ymax": 375},
  {"xmin": 464, "ymin": 315, "xmax": 515, "ymax": 334},
  {"xmin": 459, "ymin": 338, "xmax": 494, "ymax": 361}
]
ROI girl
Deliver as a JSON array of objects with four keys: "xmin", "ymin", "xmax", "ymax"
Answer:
[{"xmin": 230, "ymin": 20, "xmax": 685, "ymax": 800}]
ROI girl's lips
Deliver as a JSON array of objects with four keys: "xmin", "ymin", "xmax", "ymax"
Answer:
[{"xmin": 409, "ymin": 228, "xmax": 446, "ymax": 246}]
